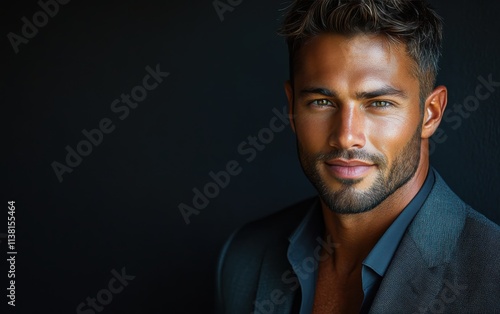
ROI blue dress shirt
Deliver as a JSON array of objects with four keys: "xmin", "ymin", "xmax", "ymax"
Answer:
[{"xmin": 287, "ymin": 169, "xmax": 436, "ymax": 313}]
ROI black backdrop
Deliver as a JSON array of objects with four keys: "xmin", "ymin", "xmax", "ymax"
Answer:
[{"xmin": 2, "ymin": 0, "xmax": 499, "ymax": 313}]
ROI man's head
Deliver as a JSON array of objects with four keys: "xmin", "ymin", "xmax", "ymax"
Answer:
[
  {"xmin": 280, "ymin": 0, "xmax": 447, "ymax": 214},
  {"xmin": 280, "ymin": 0, "xmax": 443, "ymax": 104}
]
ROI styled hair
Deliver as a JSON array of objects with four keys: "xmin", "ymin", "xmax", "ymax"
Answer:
[{"xmin": 279, "ymin": 0, "xmax": 443, "ymax": 103}]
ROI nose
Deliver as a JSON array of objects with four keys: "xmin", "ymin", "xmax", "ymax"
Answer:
[{"xmin": 329, "ymin": 105, "xmax": 366, "ymax": 150}]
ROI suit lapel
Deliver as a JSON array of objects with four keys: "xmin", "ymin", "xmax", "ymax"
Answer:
[
  {"xmin": 253, "ymin": 242, "xmax": 299, "ymax": 314},
  {"xmin": 370, "ymin": 171, "xmax": 467, "ymax": 313},
  {"xmin": 369, "ymin": 236, "xmax": 448, "ymax": 313}
]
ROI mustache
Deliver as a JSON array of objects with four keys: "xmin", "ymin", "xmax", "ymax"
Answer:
[{"xmin": 314, "ymin": 149, "xmax": 386, "ymax": 166}]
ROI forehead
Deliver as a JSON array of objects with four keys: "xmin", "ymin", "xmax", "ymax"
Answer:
[{"xmin": 293, "ymin": 33, "xmax": 418, "ymax": 92}]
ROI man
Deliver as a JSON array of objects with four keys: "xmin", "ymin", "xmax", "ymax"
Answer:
[{"xmin": 216, "ymin": 0, "xmax": 500, "ymax": 313}]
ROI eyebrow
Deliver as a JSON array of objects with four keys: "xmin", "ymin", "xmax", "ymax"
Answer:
[
  {"xmin": 299, "ymin": 85, "xmax": 408, "ymax": 100},
  {"xmin": 299, "ymin": 87, "xmax": 337, "ymax": 97},
  {"xmin": 355, "ymin": 85, "xmax": 408, "ymax": 100}
]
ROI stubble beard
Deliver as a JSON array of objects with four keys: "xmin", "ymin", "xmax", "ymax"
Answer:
[{"xmin": 298, "ymin": 125, "xmax": 422, "ymax": 214}]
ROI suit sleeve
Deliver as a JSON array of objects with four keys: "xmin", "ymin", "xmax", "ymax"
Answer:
[{"xmin": 215, "ymin": 227, "xmax": 241, "ymax": 314}]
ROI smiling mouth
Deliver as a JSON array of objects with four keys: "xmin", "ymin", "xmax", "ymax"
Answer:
[{"xmin": 325, "ymin": 159, "xmax": 375, "ymax": 180}]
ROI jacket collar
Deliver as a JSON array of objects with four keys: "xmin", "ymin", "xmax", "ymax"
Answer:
[{"xmin": 369, "ymin": 169, "xmax": 467, "ymax": 313}]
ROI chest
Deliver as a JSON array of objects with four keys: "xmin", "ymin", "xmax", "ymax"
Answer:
[{"xmin": 312, "ymin": 259, "xmax": 364, "ymax": 314}]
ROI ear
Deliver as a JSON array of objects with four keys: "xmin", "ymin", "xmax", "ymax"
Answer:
[
  {"xmin": 284, "ymin": 80, "xmax": 296, "ymax": 133},
  {"xmin": 421, "ymin": 85, "xmax": 447, "ymax": 139}
]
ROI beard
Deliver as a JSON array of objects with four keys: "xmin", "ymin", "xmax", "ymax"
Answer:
[{"xmin": 298, "ymin": 125, "xmax": 422, "ymax": 214}]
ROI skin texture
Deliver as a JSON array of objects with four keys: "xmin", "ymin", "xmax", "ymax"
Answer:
[{"xmin": 284, "ymin": 33, "xmax": 448, "ymax": 313}]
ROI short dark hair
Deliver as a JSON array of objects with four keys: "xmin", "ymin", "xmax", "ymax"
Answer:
[{"xmin": 279, "ymin": 0, "xmax": 443, "ymax": 103}]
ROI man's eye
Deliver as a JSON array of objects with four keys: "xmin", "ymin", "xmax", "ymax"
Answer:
[
  {"xmin": 310, "ymin": 99, "xmax": 332, "ymax": 107},
  {"xmin": 370, "ymin": 101, "xmax": 392, "ymax": 108}
]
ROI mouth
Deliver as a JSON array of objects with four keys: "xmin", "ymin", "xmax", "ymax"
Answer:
[{"xmin": 324, "ymin": 159, "xmax": 375, "ymax": 180}]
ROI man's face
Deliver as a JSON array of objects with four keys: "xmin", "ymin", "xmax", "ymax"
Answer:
[{"xmin": 286, "ymin": 34, "xmax": 424, "ymax": 214}]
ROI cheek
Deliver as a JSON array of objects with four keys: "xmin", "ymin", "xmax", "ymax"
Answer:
[
  {"xmin": 366, "ymin": 115, "xmax": 417, "ymax": 164},
  {"xmin": 294, "ymin": 113, "xmax": 332, "ymax": 150}
]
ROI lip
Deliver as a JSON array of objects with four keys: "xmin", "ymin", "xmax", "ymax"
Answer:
[{"xmin": 325, "ymin": 159, "xmax": 375, "ymax": 180}]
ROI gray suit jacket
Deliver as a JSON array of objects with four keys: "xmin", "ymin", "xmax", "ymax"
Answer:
[{"xmin": 216, "ymin": 171, "xmax": 500, "ymax": 314}]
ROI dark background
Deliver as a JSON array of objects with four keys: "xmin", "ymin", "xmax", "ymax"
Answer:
[{"xmin": 1, "ymin": 0, "xmax": 499, "ymax": 313}]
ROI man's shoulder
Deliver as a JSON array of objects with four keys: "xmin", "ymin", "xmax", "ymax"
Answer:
[
  {"xmin": 369, "ymin": 172, "xmax": 500, "ymax": 313},
  {"xmin": 217, "ymin": 197, "xmax": 316, "ymax": 283},
  {"xmin": 215, "ymin": 197, "xmax": 316, "ymax": 313},
  {"xmin": 456, "ymin": 205, "xmax": 500, "ymax": 266},
  {"xmin": 461, "ymin": 205, "xmax": 500, "ymax": 253},
  {"xmin": 425, "ymin": 170, "xmax": 499, "ymax": 234},
  {"xmin": 407, "ymin": 170, "xmax": 499, "ymax": 265},
  {"xmin": 464, "ymin": 204, "xmax": 499, "ymax": 232}
]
